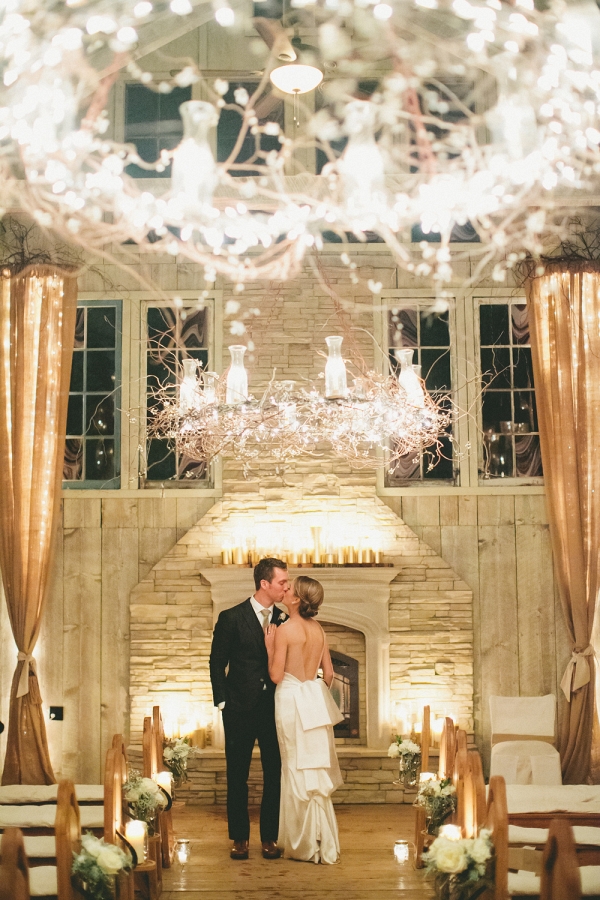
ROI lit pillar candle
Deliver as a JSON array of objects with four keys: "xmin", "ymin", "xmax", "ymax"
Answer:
[
  {"xmin": 337, "ymin": 547, "xmax": 345, "ymax": 565},
  {"xmin": 300, "ymin": 550, "xmax": 310, "ymax": 564},
  {"xmin": 363, "ymin": 548, "xmax": 373, "ymax": 564},
  {"xmin": 233, "ymin": 546, "xmax": 245, "ymax": 565},
  {"xmin": 126, "ymin": 820, "xmax": 146, "ymax": 862},
  {"xmin": 288, "ymin": 550, "xmax": 299, "ymax": 565},
  {"xmin": 374, "ymin": 550, "xmax": 382, "ymax": 564},
  {"xmin": 221, "ymin": 547, "xmax": 232, "ymax": 565},
  {"xmin": 155, "ymin": 771, "xmax": 172, "ymax": 798},
  {"xmin": 192, "ymin": 726, "xmax": 206, "ymax": 749},
  {"xmin": 357, "ymin": 547, "xmax": 364, "ymax": 564},
  {"xmin": 346, "ymin": 546, "xmax": 356, "ymax": 564}
]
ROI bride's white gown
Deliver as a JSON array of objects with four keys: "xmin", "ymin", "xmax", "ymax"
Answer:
[{"xmin": 275, "ymin": 673, "xmax": 344, "ymax": 864}]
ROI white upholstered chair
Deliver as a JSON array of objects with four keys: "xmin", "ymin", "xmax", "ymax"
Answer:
[{"xmin": 489, "ymin": 695, "xmax": 562, "ymax": 786}]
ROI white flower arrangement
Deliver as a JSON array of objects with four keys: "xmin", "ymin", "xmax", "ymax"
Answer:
[
  {"xmin": 425, "ymin": 829, "xmax": 493, "ymax": 900},
  {"xmin": 416, "ymin": 777, "xmax": 457, "ymax": 834},
  {"xmin": 72, "ymin": 832, "xmax": 132, "ymax": 900},
  {"xmin": 123, "ymin": 770, "xmax": 168, "ymax": 833},
  {"xmin": 388, "ymin": 735, "xmax": 422, "ymax": 786},
  {"xmin": 163, "ymin": 736, "xmax": 198, "ymax": 784},
  {"xmin": 387, "ymin": 738, "xmax": 421, "ymax": 758}
]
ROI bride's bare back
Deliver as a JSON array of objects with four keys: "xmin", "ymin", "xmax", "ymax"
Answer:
[{"xmin": 279, "ymin": 617, "xmax": 325, "ymax": 682}]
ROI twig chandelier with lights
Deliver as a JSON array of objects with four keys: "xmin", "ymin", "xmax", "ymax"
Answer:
[
  {"xmin": 3, "ymin": 0, "xmax": 600, "ymax": 287},
  {"xmin": 147, "ymin": 336, "xmax": 452, "ymax": 469}
]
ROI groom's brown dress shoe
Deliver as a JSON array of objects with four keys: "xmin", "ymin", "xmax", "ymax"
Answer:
[
  {"xmin": 262, "ymin": 841, "xmax": 282, "ymax": 859},
  {"xmin": 230, "ymin": 840, "xmax": 249, "ymax": 860}
]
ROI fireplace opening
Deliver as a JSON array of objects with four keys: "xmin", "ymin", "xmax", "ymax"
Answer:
[{"xmin": 330, "ymin": 650, "xmax": 360, "ymax": 740}]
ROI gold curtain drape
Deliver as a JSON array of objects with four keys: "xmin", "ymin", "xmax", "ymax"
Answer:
[
  {"xmin": 0, "ymin": 266, "xmax": 77, "ymax": 785},
  {"xmin": 526, "ymin": 262, "xmax": 600, "ymax": 784}
]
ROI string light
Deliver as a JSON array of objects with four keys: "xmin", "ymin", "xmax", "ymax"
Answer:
[{"xmin": 2, "ymin": 0, "xmax": 600, "ymax": 285}]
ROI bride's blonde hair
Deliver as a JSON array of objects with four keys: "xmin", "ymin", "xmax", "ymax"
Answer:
[{"xmin": 293, "ymin": 575, "xmax": 324, "ymax": 618}]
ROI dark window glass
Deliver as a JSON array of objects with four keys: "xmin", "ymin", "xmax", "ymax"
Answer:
[
  {"xmin": 124, "ymin": 84, "xmax": 192, "ymax": 178},
  {"xmin": 217, "ymin": 82, "xmax": 283, "ymax": 176},
  {"xmin": 63, "ymin": 303, "xmax": 121, "ymax": 487},
  {"xmin": 386, "ymin": 305, "xmax": 454, "ymax": 485},
  {"xmin": 145, "ymin": 305, "xmax": 209, "ymax": 485},
  {"xmin": 479, "ymin": 301, "xmax": 542, "ymax": 479}
]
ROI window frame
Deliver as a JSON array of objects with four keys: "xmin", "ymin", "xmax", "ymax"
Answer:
[
  {"xmin": 375, "ymin": 287, "xmax": 544, "ymax": 494},
  {"xmin": 474, "ymin": 292, "xmax": 544, "ymax": 488},
  {"xmin": 62, "ymin": 299, "xmax": 123, "ymax": 491},
  {"xmin": 140, "ymin": 294, "xmax": 221, "ymax": 490}
]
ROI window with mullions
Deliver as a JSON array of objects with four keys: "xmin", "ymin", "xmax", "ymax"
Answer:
[
  {"xmin": 479, "ymin": 300, "xmax": 542, "ymax": 480},
  {"xmin": 63, "ymin": 302, "xmax": 121, "ymax": 489},
  {"xmin": 217, "ymin": 81, "xmax": 283, "ymax": 176},
  {"xmin": 145, "ymin": 305, "xmax": 210, "ymax": 485},
  {"xmin": 386, "ymin": 306, "xmax": 455, "ymax": 484},
  {"xmin": 124, "ymin": 84, "xmax": 192, "ymax": 178}
]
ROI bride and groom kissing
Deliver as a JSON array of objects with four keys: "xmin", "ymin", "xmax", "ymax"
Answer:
[{"xmin": 209, "ymin": 557, "xmax": 344, "ymax": 864}]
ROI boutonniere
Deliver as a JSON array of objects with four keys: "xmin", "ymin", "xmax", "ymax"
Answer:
[{"xmin": 278, "ymin": 613, "xmax": 288, "ymax": 623}]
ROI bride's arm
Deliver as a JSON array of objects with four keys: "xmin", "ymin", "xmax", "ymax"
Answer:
[
  {"xmin": 266, "ymin": 623, "xmax": 288, "ymax": 684},
  {"xmin": 320, "ymin": 635, "xmax": 334, "ymax": 688}
]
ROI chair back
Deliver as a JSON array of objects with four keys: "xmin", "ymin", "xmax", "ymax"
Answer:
[
  {"xmin": 540, "ymin": 819, "xmax": 582, "ymax": 900},
  {"xmin": 439, "ymin": 717, "xmax": 456, "ymax": 777},
  {"xmin": 142, "ymin": 716, "xmax": 157, "ymax": 779},
  {"xmin": 0, "ymin": 828, "xmax": 30, "ymax": 900},
  {"xmin": 104, "ymin": 746, "xmax": 122, "ymax": 845},
  {"xmin": 489, "ymin": 695, "xmax": 556, "ymax": 746},
  {"xmin": 55, "ymin": 780, "xmax": 82, "ymax": 900},
  {"xmin": 421, "ymin": 706, "xmax": 430, "ymax": 773},
  {"xmin": 484, "ymin": 775, "xmax": 509, "ymax": 900}
]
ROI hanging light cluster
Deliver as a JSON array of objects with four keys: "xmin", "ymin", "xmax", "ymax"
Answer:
[
  {"xmin": 147, "ymin": 338, "xmax": 451, "ymax": 468},
  {"xmin": 3, "ymin": 0, "xmax": 600, "ymax": 285}
]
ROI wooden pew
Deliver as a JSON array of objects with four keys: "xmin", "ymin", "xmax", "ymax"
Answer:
[
  {"xmin": 0, "ymin": 828, "xmax": 30, "ymax": 900},
  {"xmin": 415, "ymin": 716, "xmax": 460, "ymax": 868},
  {"xmin": 105, "ymin": 744, "xmax": 159, "ymax": 900},
  {"xmin": 55, "ymin": 781, "xmax": 84, "ymax": 900},
  {"xmin": 152, "ymin": 707, "xmax": 175, "ymax": 868}
]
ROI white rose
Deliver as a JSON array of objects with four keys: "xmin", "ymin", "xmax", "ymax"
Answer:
[
  {"xmin": 141, "ymin": 777, "xmax": 159, "ymax": 794},
  {"xmin": 163, "ymin": 747, "xmax": 174, "ymax": 760},
  {"xmin": 387, "ymin": 743, "xmax": 400, "ymax": 758},
  {"xmin": 97, "ymin": 846, "xmax": 125, "ymax": 875},
  {"xmin": 470, "ymin": 836, "xmax": 491, "ymax": 865},
  {"xmin": 431, "ymin": 838, "xmax": 468, "ymax": 874},
  {"xmin": 81, "ymin": 834, "xmax": 102, "ymax": 858},
  {"xmin": 125, "ymin": 786, "xmax": 140, "ymax": 801}
]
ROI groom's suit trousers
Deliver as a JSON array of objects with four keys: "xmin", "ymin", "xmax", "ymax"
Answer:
[{"xmin": 222, "ymin": 692, "xmax": 281, "ymax": 842}]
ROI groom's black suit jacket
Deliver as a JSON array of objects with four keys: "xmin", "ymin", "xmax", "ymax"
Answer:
[{"xmin": 209, "ymin": 598, "xmax": 285, "ymax": 711}]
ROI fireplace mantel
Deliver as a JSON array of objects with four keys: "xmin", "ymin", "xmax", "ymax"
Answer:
[{"xmin": 200, "ymin": 566, "xmax": 400, "ymax": 749}]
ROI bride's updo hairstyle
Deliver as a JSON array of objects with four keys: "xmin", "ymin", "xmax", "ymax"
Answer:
[{"xmin": 293, "ymin": 576, "xmax": 324, "ymax": 618}]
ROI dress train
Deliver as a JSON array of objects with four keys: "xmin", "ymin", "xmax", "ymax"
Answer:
[{"xmin": 275, "ymin": 673, "xmax": 344, "ymax": 864}]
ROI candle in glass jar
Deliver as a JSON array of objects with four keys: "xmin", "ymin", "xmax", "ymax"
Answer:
[
  {"xmin": 125, "ymin": 820, "xmax": 146, "ymax": 862},
  {"xmin": 192, "ymin": 726, "xmax": 206, "ymax": 749},
  {"xmin": 155, "ymin": 771, "xmax": 172, "ymax": 798}
]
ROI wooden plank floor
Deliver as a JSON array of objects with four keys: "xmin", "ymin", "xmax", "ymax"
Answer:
[{"xmin": 162, "ymin": 804, "xmax": 435, "ymax": 899}]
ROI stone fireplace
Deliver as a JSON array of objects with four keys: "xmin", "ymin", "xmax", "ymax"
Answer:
[{"xmin": 130, "ymin": 492, "xmax": 475, "ymax": 779}]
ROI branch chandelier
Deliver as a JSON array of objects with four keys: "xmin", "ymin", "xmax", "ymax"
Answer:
[
  {"xmin": 146, "ymin": 339, "xmax": 452, "ymax": 469},
  {"xmin": 3, "ymin": 0, "xmax": 600, "ymax": 286}
]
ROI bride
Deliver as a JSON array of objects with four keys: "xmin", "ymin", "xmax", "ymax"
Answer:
[{"xmin": 265, "ymin": 575, "xmax": 344, "ymax": 864}]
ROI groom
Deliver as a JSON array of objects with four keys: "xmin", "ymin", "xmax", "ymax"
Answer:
[{"xmin": 209, "ymin": 557, "xmax": 289, "ymax": 860}]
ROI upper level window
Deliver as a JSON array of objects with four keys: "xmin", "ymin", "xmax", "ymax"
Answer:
[
  {"xmin": 144, "ymin": 304, "xmax": 210, "ymax": 486},
  {"xmin": 63, "ymin": 301, "xmax": 121, "ymax": 489},
  {"xmin": 217, "ymin": 81, "xmax": 283, "ymax": 176},
  {"xmin": 479, "ymin": 299, "xmax": 542, "ymax": 480},
  {"xmin": 386, "ymin": 304, "xmax": 455, "ymax": 485},
  {"xmin": 125, "ymin": 84, "xmax": 192, "ymax": 178}
]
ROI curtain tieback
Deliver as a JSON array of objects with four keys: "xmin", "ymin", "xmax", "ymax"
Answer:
[
  {"xmin": 560, "ymin": 645, "xmax": 595, "ymax": 702},
  {"xmin": 16, "ymin": 652, "xmax": 36, "ymax": 698}
]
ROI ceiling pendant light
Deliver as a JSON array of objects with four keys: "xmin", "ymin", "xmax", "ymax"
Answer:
[{"xmin": 269, "ymin": 62, "xmax": 323, "ymax": 95}]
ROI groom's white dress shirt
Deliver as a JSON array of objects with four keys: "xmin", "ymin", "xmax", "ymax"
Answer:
[
  {"xmin": 217, "ymin": 595, "xmax": 275, "ymax": 709},
  {"xmin": 250, "ymin": 594, "xmax": 274, "ymax": 626}
]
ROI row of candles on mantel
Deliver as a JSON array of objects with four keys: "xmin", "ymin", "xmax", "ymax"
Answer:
[{"xmin": 221, "ymin": 544, "xmax": 385, "ymax": 567}]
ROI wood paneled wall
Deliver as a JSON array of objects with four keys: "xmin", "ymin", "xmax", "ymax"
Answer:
[{"xmin": 383, "ymin": 492, "xmax": 570, "ymax": 770}]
